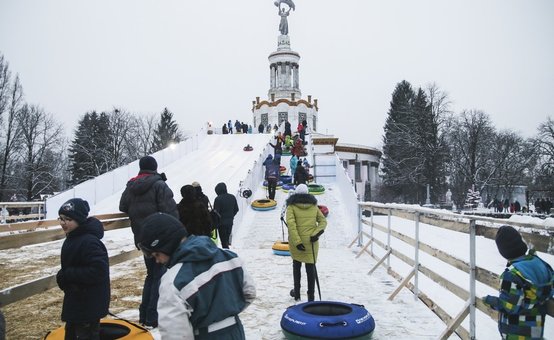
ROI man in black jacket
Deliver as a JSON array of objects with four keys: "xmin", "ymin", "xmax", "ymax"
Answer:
[
  {"xmin": 119, "ymin": 155, "xmax": 178, "ymax": 328},
  {"xmin": 213, "ymin": 182, "xmax": 239, "ymax": 249}
]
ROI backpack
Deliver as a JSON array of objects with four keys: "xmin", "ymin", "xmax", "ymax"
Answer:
[{"xmin": 208, "ymin": 201, "xmax": 221, "ymax": 233}]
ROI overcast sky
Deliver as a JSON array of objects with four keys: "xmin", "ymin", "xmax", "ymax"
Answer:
[{"xmin": 1, "ymin": 0, "xmax": 552, "ymax": 148}]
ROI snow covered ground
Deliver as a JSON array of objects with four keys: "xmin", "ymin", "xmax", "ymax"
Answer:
[{"xmin": 5, "ymin": 133, "xmax": 554, "ymax": 339}]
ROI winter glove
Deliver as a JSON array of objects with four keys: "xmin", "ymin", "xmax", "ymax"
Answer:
[
  {"xmin": 56, "ymin": 269, "xmax": 66, "ymax": 291},
  {"xmin": 310, "ymin": 230, "xmax": 324, "ymax": 243},
  {"xmin": 483, "ymin": 295, "xmax": 499, "ymax": 310},
  {"xmin": 296, "ymin": 244, "xmax": 306, "ymax": 251}
]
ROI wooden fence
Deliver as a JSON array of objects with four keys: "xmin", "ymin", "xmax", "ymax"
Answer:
[
  {"xmin": 351, "ymin": 203, "xmax": 553, "ymax": 340},
  {"xmin": 0, "ymin": 201, "xmax": 45, "ymax": 224},
  {"xmin": 0, "ymin": 213, "xmax": 141, "ymax": 307}
]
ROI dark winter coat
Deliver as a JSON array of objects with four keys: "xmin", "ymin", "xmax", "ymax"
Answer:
[
  {"xmin": 285, "ymin": 193, "xmax": 327, "ymax": 264},
  {"xmin": 177, "ymin": 199, "xmax": 213, "ymax": 237},
  {"xmin": 265, "ymin": 160, "xmax": 280, "ymax": 180},
  {"xmin": 57, "ymin": 217, "xmax": 110, "ymax": 323},
  {"xmin": 284, "ymin": 121, "xmax": 292, "ymax": 137},
  {"xmin": 214, "ymin": 183, "xmax": 239, "ymax": 226},
  {"xmin": 269, "ymin": 141, "xmax": 282, "ymax": 155},
  {"xmin": 119, "ymin": 170, "xmax": 178, "ymax": 246},
  {"xmin": 258, "ymin": 123, "xmax": 264, "ymax": 133},
  {"xmin": 294, "ymin": 165, "xmax": 309, "ymax": 185}
]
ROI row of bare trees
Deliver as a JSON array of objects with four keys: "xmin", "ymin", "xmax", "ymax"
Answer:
[
  {"xmin": 0, "ymin": 53, "xmax": 184, "ymax": 200},
  {"xmin": 380, "ymin": 80, "xmax": 554, "ymax": 208}
]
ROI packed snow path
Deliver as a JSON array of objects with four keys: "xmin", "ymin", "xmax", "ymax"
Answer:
[{"xmin": 232, "ymin": 178, "xmax": 449, "ymax": 339}]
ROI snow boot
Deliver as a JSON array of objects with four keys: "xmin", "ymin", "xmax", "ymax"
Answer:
[{"xmin": 290, "ymin": 289, "xmax": 300, "ymax": 301}]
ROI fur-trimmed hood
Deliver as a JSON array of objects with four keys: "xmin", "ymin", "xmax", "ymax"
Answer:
[{"xmin": 286, "ymin": 193, "xmax": 317, "ymax": 207}]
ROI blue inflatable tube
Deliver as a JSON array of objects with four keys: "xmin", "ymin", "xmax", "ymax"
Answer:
[
  {"xmin": 281, "ymin": 183, "xmax": 296, "ymax": 192},
  {"xmin": 281, "ymin": 301, "xmax": 375, "ymax": 340},
  {"xmin": 280, "ymin": 175, "xmax": 292, "ymax": 184}
]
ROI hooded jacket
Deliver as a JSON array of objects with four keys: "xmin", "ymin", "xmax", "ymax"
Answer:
[
  {"xmin": 286, "ymin": 193, "xmax": 327, "ymax": 264},
  {"xmin": 119, "ymin": 170, "xmax": 178, "ymax": 245},
  {"xmin": 484, "ymin": 251, "xmax": 554, "ymax": 339},
  {"xmin": 214, "ymin": 183, "xmax": 239, "ymax": 226},
  {"xmin": 57, "ymin": 217, "xmax": 110, "ymax": 322},
  {"xmin": 158, "ymin": 236, "xmax": 256, "ymax": 339}
]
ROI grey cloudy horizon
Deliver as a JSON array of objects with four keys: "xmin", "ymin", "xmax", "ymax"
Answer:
[{"xmin": 0, "ymin": 0, "xmax": 552, "ymax": 148}]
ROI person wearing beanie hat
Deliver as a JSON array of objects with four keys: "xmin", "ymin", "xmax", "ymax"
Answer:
[
  {"xmin": 139, "ymin": 155, "xmax": 158, "ymax": 172},
  {"xmin": 58, "ymin": 198, "xmax": 90, "ymax": 226},
  {"xmin": 138, "ymin": 212, "xmax": 256, "ymax": 339},
  {"xmin": 294, "ymin": 183, "xmax": 309, "ymax": 195},
  {"xmin": 56, "ymin": 198, "xmax": 110, "ymax": 339},
  {"xmin": 138, "ymin": 213, "xmax": 188, "ymax": 261},
  {"xmin": 484, "ymin": 225, "xmax": 554, "ymax": 339},
  {"xmin": 495, "ymin": 225, "xmax": 528, "ymax": 260},
  {"xmin": 119, "ymin": 155, "xmax": 178, "ymax": 328},
  {"xmin": 285, "ymin": 183, "xmax": 327, "ymax": 302}
]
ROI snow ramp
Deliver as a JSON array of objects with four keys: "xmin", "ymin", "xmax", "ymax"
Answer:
[{"xmin": 46, "ymin": 133, "xmax": 273, "ymax": 218}]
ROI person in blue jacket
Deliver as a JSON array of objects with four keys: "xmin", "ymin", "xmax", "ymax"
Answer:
[
  {"xmin": 138, "ymin": 213, "xmax": 256, "ymax": 340},
  {"xmin": 484, "ymin": 225, "xmax": 553, "ymax": 339},
  {"xmin": 56, "ymin": 198, "xmax": 110, "ymax": 339}
]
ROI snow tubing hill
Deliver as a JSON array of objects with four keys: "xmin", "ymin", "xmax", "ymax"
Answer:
[
  {"xmin": 272, "ymin": 241, "xmax": 290, "ymax": 256},
  {"xmin": 251, "ymin": 199, "xmax": 277, "ymax": 211},
  {"xmin": 281, "ymin": 301, "xmax": 375, "ymax": 340},
  {"xmin": 43, "ymin": 318, "xmax": 154, "ymax": 340}
]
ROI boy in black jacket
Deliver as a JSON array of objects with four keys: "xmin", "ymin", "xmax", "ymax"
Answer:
[{"xmin": 56, "ymin": 198, "xmax": 110, "ymax": 339}]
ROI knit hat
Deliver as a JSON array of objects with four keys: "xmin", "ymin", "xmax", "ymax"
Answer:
[
  {"xmin": 58, "ymin": 198, "xmax": 90, "ymax": 225},
  {"xmin": 495, "ymin": 225, "xmax": 528, "ymax": 260},
  {"xmin": 191, "ymin": 181, "xmax": 201, "ymax": 188},
  {"xmin": 138, "ymin": 213, "xmax": 188, "ymax": 256},
  {"xmin": 295, "ymin": 184, "xmax": 309, "ymax": 195},
  {"xmin": 139, "ymin": 156, "xmax": 158, "ymax": 172}
]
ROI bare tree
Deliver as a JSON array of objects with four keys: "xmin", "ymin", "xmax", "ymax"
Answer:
[
  {"xmin": 15, "ymin": 104, "xmax": 65, "ymax": 200},
  {"xmin": 532, "ymin": 117, "xmax": 554, "ymax": 190},
  {"xmin": 446, "ymin": 110, "xmax": 495, "ymax": 206},
  {"xmin": 0, "ymin": 75, "xmax": 23, "ymax": 200},
  {"xmin": 105, "ymin": 108, "xmax": 135, "ymax": 168},
  {"xmin": 0, "ymin": 54, "xmax": 11, "ymax": 119},
  {"xmin": 126, "ymin": 113, "xmax": 157, "ymax": 159}
]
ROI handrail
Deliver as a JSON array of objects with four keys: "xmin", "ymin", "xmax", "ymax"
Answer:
[{"xmin": 353, "ymin": 202, "xmax": 553, "ymax": 339}]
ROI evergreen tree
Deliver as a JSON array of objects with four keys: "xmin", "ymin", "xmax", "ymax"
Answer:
[
  {"xmin": 151, "ymin": 108, "xmax": 182, "ymax": 153},
  {"xmin": 381, "ymin": 81, "xmax": 448, "ymax": 204},
  {"xmin": 68, "ymin": 111, "xmax": 111, "ymax": 185},
  {"xmin": 381, "ymin": 80, "xmax": 415, "ymax": 202}
]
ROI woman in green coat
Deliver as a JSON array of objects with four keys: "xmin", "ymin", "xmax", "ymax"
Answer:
[{"xmin": 286, "ymin": 184, "xmax": 327, "ymax": 301}]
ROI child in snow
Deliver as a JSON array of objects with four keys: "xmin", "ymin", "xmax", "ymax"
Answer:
[
  {"xmin": 484, "ymin": 226, "xmax": 553, "ymax": 339},
  {"xmin": 56, "ymin": 198, "xmax": 110, "ymax": 339}
]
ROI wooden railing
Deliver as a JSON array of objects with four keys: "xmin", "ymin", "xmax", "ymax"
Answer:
[
  {"xmin": 351, "ymin": 203, "xmax": 553, "ymax": 340},
  {"xmin": 0, "ymin": 201, "xmax": 45, "ymax": 224},
  {"xmin": 0, "ymin": 213, "xmax": 141, "ymax": 307}
]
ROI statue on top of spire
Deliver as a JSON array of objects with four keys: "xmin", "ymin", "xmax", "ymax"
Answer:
[{"xmin": 274, "ymin": 0, "xmax": 295, "ymax": 36}]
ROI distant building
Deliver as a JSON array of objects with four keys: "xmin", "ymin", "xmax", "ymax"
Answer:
[
  {"xmin": 252, "ymin": 4, "xmax": 381, "ymax": 201},
  {"xmin": 252, "ymin": 29, "xmax": 318, "ymax": 131}
]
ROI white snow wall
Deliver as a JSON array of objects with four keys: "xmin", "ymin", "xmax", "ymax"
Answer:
[{"xmin": 45, "ymin": 128, "xmax": 208, "ymax": 219}]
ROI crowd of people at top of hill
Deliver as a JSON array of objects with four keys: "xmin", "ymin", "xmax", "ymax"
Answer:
[
  {"xmin": 488, "ymin": 197, "xmax": 553, "ymax": 215},
  {"xmin": 219, "ymin": 118, "xmax": 310, "ymax": 139},
  {"xmin": 222, "ymin": 119, "xmax": 253, "ymax": 134}
]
